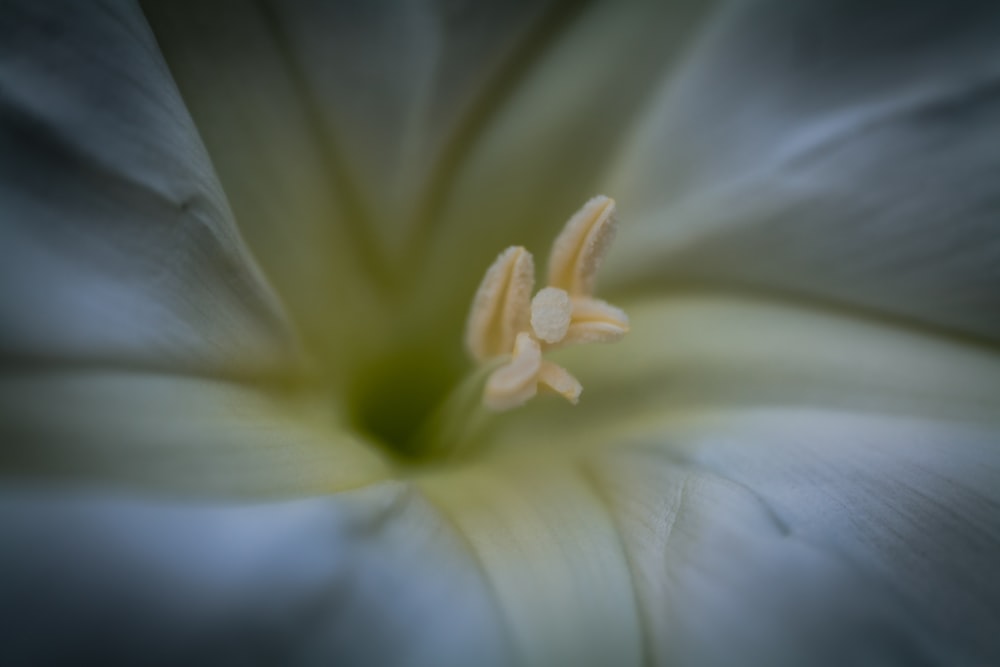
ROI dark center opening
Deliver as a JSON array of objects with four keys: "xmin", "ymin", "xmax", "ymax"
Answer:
[{"xmin": 347, "ymin": 345, "xmax": 464, "ymax": 463}]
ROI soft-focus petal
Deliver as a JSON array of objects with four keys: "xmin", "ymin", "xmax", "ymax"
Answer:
[
  {"xmin": 0, "ymin": 0, "xmax": 295, "ymax": 375},
  {"xmin": 605, "ymin": 0, "xmax": 1000, "ymax": 341},
  {"xmin": 5, "ymin": 4, "xmax": 999, "ymax": 667},
  {"xmin": 0, "ymin": 0, "xmax": 388, "ymax": 499},
  {"xmin": 587, "ymin": 411, "xmax": 1000, "ymax": 665},
  {"xmin": 411, "ymin": 0, "xmax": 719, "ymax": 341},
  {"xmin": 0, "ymin": 483, "xmax": 511, "ymax": 666},
  {"xmin": 463, "ymin": 295, "xmax": 1000, "ymax": 665},
  {"xmin": 484, "ymin": 295, "xmax": 1000, "ymax": 454},
  {"xmin": 420, "ymin": 459, "xmax": 643, "ymax": 667},
  {"xmin": 140, "ymin": 0, "xmax": 593, "ymax": 373},
  {"xmin": 144, "ymin": 0, "xmax": 561, "ymax": 256},
  {"xmin": 0, "ymin": 372, "xmax": 387, "ymax": 497},
  {"xmin": 141, "ymin": 0, "xmax": 389, "ymax": 370}
]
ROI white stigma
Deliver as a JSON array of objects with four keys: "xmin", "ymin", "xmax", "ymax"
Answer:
[{"xmin": 530, "ymin": 287, "xmax": 572, "ymax": 344}]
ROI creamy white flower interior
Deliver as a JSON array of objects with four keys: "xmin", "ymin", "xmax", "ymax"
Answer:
[{"xmin": 2, "ymin": 1, "xmax": 1000, "ymax": 666}]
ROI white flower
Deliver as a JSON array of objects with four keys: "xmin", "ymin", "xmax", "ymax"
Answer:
[{"xmin": 2, "ymin": 1, "xmax": 1000, "ymax": 666}]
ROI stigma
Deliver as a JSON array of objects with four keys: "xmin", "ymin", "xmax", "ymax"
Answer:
[{"xmin": 465, "ymin": 196, "xmax": 629, "ymax": 411}]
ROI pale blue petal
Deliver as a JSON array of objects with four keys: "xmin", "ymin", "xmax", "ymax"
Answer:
[
  {"xmin": 0, "ymin": 0, "xmax": 386, "ymax": 497},
  {"xmin": 0, "ymin": 0, "xmax": 296, "ymax": 376},
  {"xmin": 409, "ymin": 0, "xmax": 719, "ymax": 342},
  {"xmin": 0, "ymin": 371, "xmax": 388, "ymax": 496},
  {"xmin": 606, "ymin": 0, "xmax": 1000, "ymax": 341},
  {"xmin": 476, "ymin": 295, "xmax": 1000, "ymax": 664},
  {"xmin": 140, "ymin": 0, "xmax": 604, "ymax": 368},
  {"xmin": 142, "ymin": 1, "xmax": 722, "ymax": 368},
  {"xmin": 144, "ymin": 0, "xmax": 563, "ymax": 255},
  {"xmin": 421, "ymin": 460, "xmax": 644, "ymax": 667},
  {"xmin": 588, "ymin": 410, "xmax": 1000, "ymax": 666},
  {"xmin": 0, "ymin": 482, "xmax": 511, "ymax": 666},
  {"xmin": 484, "ymin": 296, "xmax": 1000, "ymax": 457}
]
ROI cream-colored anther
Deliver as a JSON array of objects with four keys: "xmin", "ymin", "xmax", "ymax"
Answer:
[
  {"xmin": 547, "ymin": 195, "xmax": 617, "ymax": 296},
  {"xmin": 530, "ymin": 287, "xmax": 572, "ymax": 344},
  {"xmin": 560, "ymin": 297, "xmax": 630, "ymax": 347},
  {"xmin": 537, "ymin": 361, "xmax": 582, "ymax": 404},
  {"xmin": 465, "ymin": 246, "xmax": 535, "ymax": 363},
  {"xmin": 465, "ymin": 195, "xmax": 629, "ymax": 412},
  {"xmin": 484, "ymin": 332, "xmax": 543, "ymax": 411}
]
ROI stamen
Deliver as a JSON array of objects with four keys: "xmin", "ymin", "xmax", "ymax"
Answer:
[
  {"xmin": 530, "ymin": 287, "xmax": 572, "ymax": 344},
  {"xmin": 546, "ymin": 195, "xmax": 617, "ymax": 297},
  {"xmin": 465, "ymin": 246, "xmax": 535, "ymax": 363},
  {"xmin": 462, "ymin": 195, "xmax": 628, "ymax": 413},
  {"xmin": 560, "ymin": 297, "xmax": 630, "ymax": 347},
  {"xmin": 538, "ymin": 361, "xmax": 582, "ymax": 404},
  {"xmin": 484, "ymin": 333, "xmax": 543, "ymax": 411}
]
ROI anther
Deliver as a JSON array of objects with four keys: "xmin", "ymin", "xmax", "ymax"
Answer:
[
  {"xmin": 465, "ymin": 246, "xmax": 535, "ymax": 363},
  {"xmin": 546, "ymin": 195, "xmax": 617, "ymax": 297},
  {"xmin": 464, "ymin": 195, "xmax": 629, "ymax": 411}
]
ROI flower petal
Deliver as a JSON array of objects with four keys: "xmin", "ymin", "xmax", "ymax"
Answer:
[
  {"xmin": 0, "ymin": 0, "xmax": 296, "ymax": 376},
  {"xmin": 466, "ymin": 295, "xmax": 1000, "ymax": 664},
  {"xmin": 395, "ymin": 1, "xmax": 719, "ymax": 349},
  {"xmin": 0, "ymin": 371, "xmax": 387, "ymax": 497},
  {"xmin": 585, "ymin": 411, "xmax": 1000, "ymax": 665},
  {"xmin": 0, "ymin": 0, "xmax": 375, "ymax": 499},
  {"xmin": 0, "ymin": 482, "xmax": 511, "ymax": 666},
  {"xmin": 605, "ymin": 0, "xmax": 1000, "ymax": 341},
  {"xmin": 144, "ymin": 0, "xmax": 563, "ymax": 255},
  {"xmin": 483, "ymin": 295, "xmax": 1000, "ymax": 455},
  {"xmin": 140, "ymin": 0, "xmax": 392, "ymax": 367},
  {"xmin": 140, "ymin": 0, "xmax": 597, "ymax": 367},
  {"xmin": 420, "ymin": 459, "xmax": 643, "ymax": 667}
]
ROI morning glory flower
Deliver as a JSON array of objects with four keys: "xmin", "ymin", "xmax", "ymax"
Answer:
[{"xmin": 2, "ymin": 1, "xmax": 1000, "ymax": 666}]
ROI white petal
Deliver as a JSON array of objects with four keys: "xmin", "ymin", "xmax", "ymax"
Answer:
[
  {"xmin": 586, "ymin": 410, "xmax": 1000, "ymax": 665},
  {"xmin": 0, "ymin": 0, "xmax": 296, "ymax": 375},
  {"xmin": 396, "ymin": 1, "xmax": 717, "ymax": 347},
  {"xmin": 420, "ymin": 460, "xmax": 643, "ymax": 667},
  {"xmin": 0, "ymin": 1, "xmax": 360, "ymax": 500},
  {"xmin": 141, "ymin": 0, "xmax": 389, "ymax": 367},
  {"xmin": 0, "ymin": 482, "xmax": 511, "ymax": 666},
  {"xmin": 0, "ymin": 371, "xmax": 387, "ymax": 496},
  {"xmin": 145, "ymin": 0, "xmax": 558, "ymax": 252},
  {"xmin": 484, "ymin": 295, "xmax": 1000, "ymax": 456},
  {"xmin": 474, "ymin": 295, "xmax": 1000, "ymax": 664},
  {"xmin": 606, "ymin": 0, "xmax": 1000, "ymax": 341},
  {"xmin": 140, "ymin": 1, "xmax": 598, "ymax": 367}
]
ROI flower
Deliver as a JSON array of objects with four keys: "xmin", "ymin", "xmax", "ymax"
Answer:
[{"xmin": 2, "ymin": 1, "xmax": 1000, "ymax": 666}]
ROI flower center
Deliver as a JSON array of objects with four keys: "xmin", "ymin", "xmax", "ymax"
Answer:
[
  {"xmin": 348, "ymin": 196, "xmax": 628, "ymax": 464},
  {"xmin": 348, "ymin": 345, "xmax": 462, "ymax": 461},
  {"xmin": 467, "ymin": 195, "xmax": 630, "ymax": 413}
]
